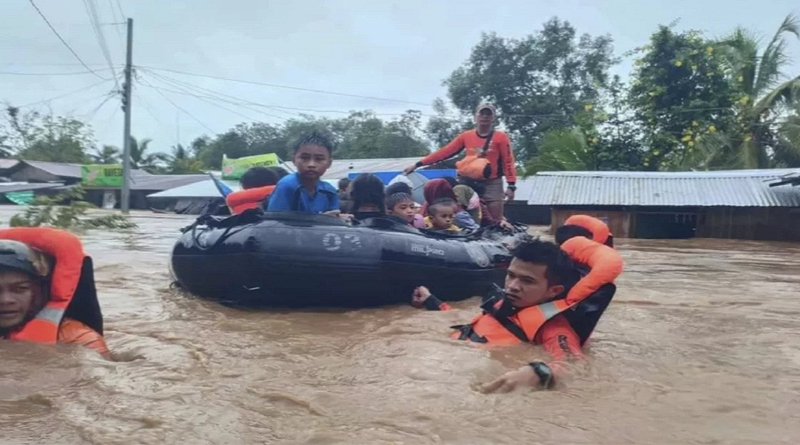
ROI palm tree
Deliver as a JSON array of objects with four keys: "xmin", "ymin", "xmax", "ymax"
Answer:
[
  {"xmin": 523, "ymin": 128, "xmax": 594, "ymax": 174},
  {"xmin": 128, "ymin": 136, "xmax": 168, "ymax": 173},
  {"xmin": 92, "ymin": 145, "xmax": 120, "ymax": 164},
  {"xmin": 704, "ymin": 14, "xmax": 800, "ymax": 168},
  {"xmin": 166, "ymin": 144, "xmax": 204, "ymax": 174}
]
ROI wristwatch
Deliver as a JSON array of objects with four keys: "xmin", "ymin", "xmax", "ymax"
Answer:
[
  {"xmin": 528, "ymin": 361, "xmax": 554, "ymax": 389},
  {"xmin": 507, "ymin": 183, "xmax": 517, "ymax": 191}
]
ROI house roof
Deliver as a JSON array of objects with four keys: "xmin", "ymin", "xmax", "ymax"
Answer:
[
  {"xmin": 0, "ymin": 182, "xmax": 64, "ymax": 194},
  {"xmin": 524, "ymin": 169, "xmax": 800, "ymax": 207}
]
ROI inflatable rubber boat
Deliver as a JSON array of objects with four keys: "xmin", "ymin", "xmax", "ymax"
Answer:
[{"xmin": 170, "ymin": 211, "xmax": 523, "ymax": 308}]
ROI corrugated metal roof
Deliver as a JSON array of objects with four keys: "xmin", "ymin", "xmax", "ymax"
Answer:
[
  {"xmin": 9, "ymin": 161, "xmax": 152, "ymax": 179},
  {"xmin": 147, "ymin": 177, "xmax": 339, "ymax": 199},
  {"xmin": 0, "ymin": 182, "xmax": 64, "ymax": 193},
  {"xmin": 0, "ymin": 159, "xmax": 20, "ymax": 170},
  {"xmin": 126, "ymin": 174, "xmax": 207, "ymax": 191},
  {"xmin": 524, "ymin": 169, "xmax": 800, "ymax": 207}
]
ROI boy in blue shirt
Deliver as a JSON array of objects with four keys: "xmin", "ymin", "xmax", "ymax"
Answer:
[{"xmin": 267, "ymin": 133, "xmax": 340, "ymax": 215}]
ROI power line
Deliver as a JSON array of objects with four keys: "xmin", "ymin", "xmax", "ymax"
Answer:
[
  {"xmin": 139, "ymin": 78, "xmax": 216, "ymax": 133},
  {"xmin": 18, "ymin": 79, "xmax": 112, "ymax": 108},
  {"xmin": 113, "ymin": 0, "xmax": 126, "ymax": 20},
  {"xmin": 138, "ymin": 65, "xmax": 433, "ymax": 107},
  {"xmin": 83, "ymin": 0, "xmax": 120, "ymax": 90},
  {"xmin": 27, "ymin": 0, "xmax": 108, "ymax": 80},
  {"xmin": 0, "ymin": 68, "xmax": 117, "ymax": 76},
  {"xmin": 140, "ymin": 70, "xmax": 291, "ymax": 120}
]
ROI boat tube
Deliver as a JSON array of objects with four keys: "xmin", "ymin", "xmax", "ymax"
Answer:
[{"xmin": 170, "ymin": 211, "xmax": 525, "ymax": 308}]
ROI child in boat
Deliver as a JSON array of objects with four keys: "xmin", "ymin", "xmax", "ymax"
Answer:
[
  {"xmin": 266, "ymin": 133, "xmax": 340, "ymax": 215},
  {"xmin": 452, "ymin": 184, "xmax": 480, "ymax": 230},
  {"xmin": 386, "ymin": 192, "xmax": 417, "ymax": 226},
  {"xmin": 386, "ymin": 182, "xmax": 425, "ymax": 228},
  {"xmin": 225, "ymin": 167, "xmax": 279, "ymax": 214},
  {"xmin": 349, "ymin": 173, "xmax": 386, "ymax": 220},
  {"xmin": 424, "ymin": 199, "xmax": 460, "ymax": 232}
]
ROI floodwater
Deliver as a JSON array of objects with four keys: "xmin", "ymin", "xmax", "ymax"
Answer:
[{"xmin": 2, "ymin": 207, "xmax": 800, "ymax": 445}]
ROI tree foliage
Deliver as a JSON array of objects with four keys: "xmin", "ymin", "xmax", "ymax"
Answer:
[
  {"xmin": 9, "ymin": 186, "xmax": 136, "ymax": 230},
  {"xmin": 1, "ymin": 106, "xmax": 94, "ymax": 163},
  {"xmin": 442, "ymin": 18, "xmax": 617, "ymax": 161}
]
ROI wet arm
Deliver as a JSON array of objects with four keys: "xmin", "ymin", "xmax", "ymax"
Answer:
[{"xmin": 535, "ymin": 317, "xmax": 584, "ymax": 383}]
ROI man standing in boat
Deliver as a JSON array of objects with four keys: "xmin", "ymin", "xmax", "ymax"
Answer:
[{"xmin": 403, "ymin": 103, "xmax": 517, "ymax": 221}]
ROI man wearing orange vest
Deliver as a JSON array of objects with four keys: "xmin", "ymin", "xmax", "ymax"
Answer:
[
  {"xmin": 0, "ymin": 228, "xmax": 110, "ymax": 358},
  {"xmin": 413, "ymin": 233, "xmax": 622, "ymax": 393}
]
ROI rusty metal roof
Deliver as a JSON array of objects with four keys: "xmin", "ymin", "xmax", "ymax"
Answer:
[{"xmin": 524, "ymin": 169, "xmax": 800, "ymax": 207}]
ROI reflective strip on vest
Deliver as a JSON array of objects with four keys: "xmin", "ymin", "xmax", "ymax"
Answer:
[{"xmin": 35, "ymin": 306, "xmax": 65, "ymax": 325}]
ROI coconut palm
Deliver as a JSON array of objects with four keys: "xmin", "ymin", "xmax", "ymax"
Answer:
[
  {"xmin": 128, "ymin": 136, "xmax": 168, "ymax": 172},
  {"xmin": 91, "ymin": 145, "xmax": 120, "ymax": 164},
  {"xmin": 523, "ymin": 127, "xmax": 594, "ymax": 174},
  {"xmin": 704, "ymin": 14, "xmax": 800, "ymax": 168}
]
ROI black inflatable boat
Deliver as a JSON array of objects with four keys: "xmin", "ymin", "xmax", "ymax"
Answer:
[{"xmin": 170, "ymin": 211, "xmax": 522, "ymax": 307}]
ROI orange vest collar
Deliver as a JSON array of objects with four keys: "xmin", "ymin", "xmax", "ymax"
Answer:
[
  {"xmin": 565, "ymin": 215, "xmax": 610, "ymax": 245},
  {"xmin": 226, "ymin": 186, "xmax": 275, "ymax": 214},
  {"xmin": 0, "ymin": 228, "xmax": 85, "ymax": 344}
]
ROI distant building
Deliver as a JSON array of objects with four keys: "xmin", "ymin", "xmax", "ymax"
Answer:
[
  {"xmin": 525, "ymin": 169, "xmax": 800, "ymax": 241},
  {"xmin": 0, "ymin": 160, "xmax": 207, "ymax": 210}
]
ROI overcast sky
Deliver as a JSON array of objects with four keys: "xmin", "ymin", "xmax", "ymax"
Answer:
[{"xmin": 2, "ymin": 0, "xmax": 798, "ymax": 155}]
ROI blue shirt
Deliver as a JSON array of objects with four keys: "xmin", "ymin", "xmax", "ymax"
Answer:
[{"xmin": 266, "ymin": 173, "xmax": 339, "ymax": 213}]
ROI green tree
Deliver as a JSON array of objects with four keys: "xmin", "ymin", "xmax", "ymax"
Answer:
[
  {"xmin": 1, "ymin": 106, "xmax": 94, "ymax": 163},
  {"xmin": 443, "ymin": 18, "xmax": 616, "ymax": 161},
  {"xmin": 698, "ymin": 14, "xmax": 800, "ymax": 169},
  {"xmin": 129, "ymin": 136, "xmax": 168, "ymax": 173},
  {"xmin": 424, "ymin": 98, "xmax": 474, "ymax": 148},
  {"xmin": 166, "ymin": 144, "xmax": 204, "ymax": 174},
  {"xmin": 335, "ymin": 111, "xmax": 429, "ymax": 159},
  {"xmin": 92, "ymin": 145, "xmax": 120, "ymax": 164},
  {"xmin": 628, "ymin": 26, "xmax": 736, "ymax": 170}
]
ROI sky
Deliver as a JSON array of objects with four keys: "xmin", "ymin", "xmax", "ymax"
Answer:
[{"xmin": 1, "ymin": 0, "xmax": 799, "ymax": 155}]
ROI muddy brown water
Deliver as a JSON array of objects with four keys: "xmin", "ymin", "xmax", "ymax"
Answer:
[{"xmin": 2, "ymin": 208, "xmax": 800, "ymax": 444}]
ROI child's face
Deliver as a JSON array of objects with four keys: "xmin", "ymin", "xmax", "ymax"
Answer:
[
  {"xmin": 389, "ymin": 200, "xmax": 416, "ymax": 223},
  {"xmin": 294, "ymin": 144, "xmax": 331, "ymax": 180},
  {"xmin": 430, "ymin": 206, "xmax": 455, "ymax": 229}
]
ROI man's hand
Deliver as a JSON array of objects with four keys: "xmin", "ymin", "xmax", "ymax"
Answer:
[
  {"xmin": 411, "ymin": 286, "xmax": 432, "ymax": 308},
  {"xmin": 504, "ymin": 188, "xmax": 515, "ymax": 202},
  {"xmin": 403, "ymin": 164, "xmax": 418, "ymax": 175},
  {"xmin": 337, "ymin": 213, "xmax": 354, "ymax": 223},
  {"xmin": 480, "ymin": 365, "xmax": 541, "ymax": 394}
]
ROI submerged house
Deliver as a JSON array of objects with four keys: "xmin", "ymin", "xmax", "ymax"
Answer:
[
  {"xmin": 525, "ymin": 169, "xmax": 800, "ymax": 242},
  {"xmin": 0, "ymin": 160, "xmax": 207, "ymax": 210}
]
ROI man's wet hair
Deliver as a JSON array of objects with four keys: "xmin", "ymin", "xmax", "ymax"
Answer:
[
  {"xmin": 293, "ymin": 132, "xmax": 333, "ymax": 155},
  {"xmin": 350, "ymin": 173, "xmax": 386, "ymax": 213},
  {"xmin": 386, "ymin": 182, "xmax": 412, "ymax": 196},
  {"xmin": 269, "ymin": 166, "xmax": 289, "ymax": 179},
  {"xmin": 386, "ymin": 192, "xmax": 414, "ymax": 210},
  {"xmin": 429, "ymin": 198, "xmax": 456, "ymax": 216},
  {"xmin": 338, "ymin": 177, "xmax": 351, "ymax": 192},
  {"xmin": 240, "ymin": 167, "xmax": 279, "ymax": 190},
  {"xmin": 555, "ymin": 224, "xmax": 594, "ymax": 246},
  {"xmin": 511, "ymin": 235, "xmax": 577, "ymax": 286}
]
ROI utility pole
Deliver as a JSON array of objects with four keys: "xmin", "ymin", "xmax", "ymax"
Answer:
[{"xmin": 120, "ymin": 18, "xmax": 133, "ymax": 214}]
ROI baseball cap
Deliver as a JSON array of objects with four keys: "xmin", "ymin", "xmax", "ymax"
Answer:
[{"xmin": 475, "ymin": 103, "xmax": 497, "ymax": 115}]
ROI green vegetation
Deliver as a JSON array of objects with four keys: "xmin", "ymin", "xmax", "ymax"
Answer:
[{"xmin": 9, "ymin": 186, "xmax": 137, "ymax": 230}]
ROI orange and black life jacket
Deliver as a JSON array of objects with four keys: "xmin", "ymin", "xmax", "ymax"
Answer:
[
  {"xmin": 0, "ymin": 228, "xmax": 103, "ymax": 344},
  {"xmin": 565, "ymin": 215, "xmax": 612, "ymax": 246},
  {"xmin": 225, "ymin": 185, "xmax": 275, "ymax": 214}
]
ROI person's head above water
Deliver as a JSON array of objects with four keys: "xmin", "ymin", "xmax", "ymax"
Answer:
[
  {"xmin": 0, "ymin": 240, "xmax": 51, "ymax": 335},
  {"xmin": 428, "ymin": 198, "xmax": 456, "ymax": 229},
  {"xmin": 386, "ymin": 192, "xmax": 415, "ymax": 223},
  {"xmin": 292, "ymin": 132, "xmax": 333, "ymax": 183},
  {"xmin": 555, "ymin": 224, "xmax": 594, "ymax": 246},
  {"xmin": 350, "ymin": 173, "xmax": 386, "ymax": 214},
  {"xmin": 505, "ymin": 236, "xmax": 576, "ymax": 309},
  {"xmin": 563, "ymin": 215, "xmax": 613, "ymax": 247},
  {"xmin": 240, "ymin": 167, "xmax": 279, "ymax": 190}
]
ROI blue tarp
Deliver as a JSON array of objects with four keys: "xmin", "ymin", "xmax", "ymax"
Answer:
[{"xmin": 347, "ymin": 169, "xmax": 456, "ymax": 184}]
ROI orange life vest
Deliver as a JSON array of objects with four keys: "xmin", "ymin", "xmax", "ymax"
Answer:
[
  {"xmin": 0, "ymin": 228, "xmax": 86, "ymax": 344},
  {"xmin": 560, "ymin": 236, "xmax": 623, "ymax": 304},
  {"xmin": 226, "ymin": 185, "xmax": 275, "ymax": 214},
  {"xmin": 451, "ymin": 298, "xmax": 575, "ymax": 345},
  {"xmin": 565, "ymin": 215, "xmax": 611, "ymax": 245}
]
